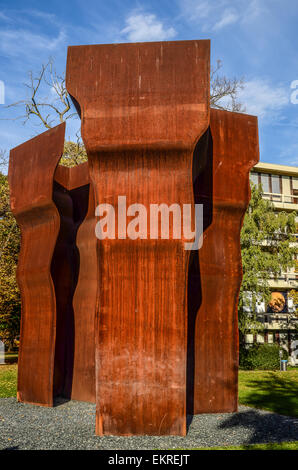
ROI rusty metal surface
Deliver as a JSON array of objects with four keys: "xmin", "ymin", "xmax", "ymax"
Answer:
[
  {"xmin": 191, "ymin": 109, "xmax": 259, "ymax": 414},
  {"xmin": 54, "ymin": 162, "xmax": 89, "ymax": 190},
  {"xmin": 8, "ymin": 123, "xmax": 65, "ymax": 406},
  {"xmin": 66, "ymin": 40, "xmax": 210, "ymax": 435},
  {"xmin": 66, "ymin": 40, "xmax": 210, "ymax": 151},
  {"xmin": 71, "ymin": 182, "xmax": 96, "ymax": 403},
  {"xmin": 9, "ymin": 40, "xmax": 260, "ymax": 437},
  {"xmin": 9, "ymin": 131, "xmax": 93, "ymax": 406},
  {"xmin": 52, "ymin": 163, "xmax": 95, "ymax": 402}
]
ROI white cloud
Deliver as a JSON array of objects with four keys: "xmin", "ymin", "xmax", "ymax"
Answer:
[
  {"xmin": 186, "ymin": 0, "xmax": 213, "ymax": 20},
  {"xmin": 120, "ymin": 12, "xmax": 176, "ymax": 42},
  {"xmin": 287, "ymin": 157, "xmax": 298, "ymax": 166},
  {"xmin": 214, "ymin": 78, "xmax": 290, "ymax": 120},
  {"xmin": 238, "ymin": 79, "xmax": 289, "ymax": 118},
  {"xmin": 242, "ymin": 0, "xmax": 263, "ymax": 23},
  {"xmin": 0, "ymin": 29, "xmax": 66, "ymax": 57},
  {"xmin": 212, "ymin": 10, "xmax": 239, "ymax": 31},
  {"xmin": 23, "ymin": 10, "xmax": 60, "ymax": 24},
  {"xmin": 0, "ymin": 11, "xmax": 10, "ymax": 21},
  {"xmin": 279, "ymin": 144, "xmax": 298, "ymax": 167},
  {"xmin": 180, "ymin": 0, "xmax": 264, "ymax": 32}
]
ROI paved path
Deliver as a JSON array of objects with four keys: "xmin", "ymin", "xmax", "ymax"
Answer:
[{"xmin": 0, "ymin": 398, "xmax": 297, "ymax": 450}]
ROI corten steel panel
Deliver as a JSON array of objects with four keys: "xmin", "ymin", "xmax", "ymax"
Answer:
[
  {"xmin": 54, "ymin": 161, "xmax": 89, "ymax": 190},
  {"xmin": 51, "ymin": 181, "xmax": 76, "ymax": 398},
  {"xmin": 8, "ymin": 123, "xmax": 65, "ymax": 406},
  {"xmin": 66, "ymin": 40, "xmax": 210, "ymax": 435},
  {"xmin": 191, "ymin": 109, "xmax": 259, "ymax": 414},
  {"xmin": 71, "ymin": 184, "xmax": 96, "ymax": 403},
  {"xmin": 52, "ymin": 163, "xmax": 95, "ymax": 402}
]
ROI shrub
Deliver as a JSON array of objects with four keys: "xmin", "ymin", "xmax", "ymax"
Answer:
[{"xmin": 239, "ymin": 343, "xmax": 288, "ymax": 370}]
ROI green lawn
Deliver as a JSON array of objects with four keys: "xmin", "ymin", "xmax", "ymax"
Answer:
[
  {"xmin": 0, "ymin": 364, "xmax": 17, "ymax": 398},
  {"xmin": 238, "ymin": 370, "xmax": 298, "ymax": 417},
  {"xmin": 187, "ymin": 441, "xmax": 298, "ymax": 450}
]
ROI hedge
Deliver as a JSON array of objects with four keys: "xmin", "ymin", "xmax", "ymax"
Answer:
[{"xmin": 239, "ymin": 343, "xmax": 288, "ymax": 370}]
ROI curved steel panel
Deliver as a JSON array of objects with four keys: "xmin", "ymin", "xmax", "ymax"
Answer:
[{"xmin": 8, "ymin": 123, "xmax": 65, "ymax": 406}]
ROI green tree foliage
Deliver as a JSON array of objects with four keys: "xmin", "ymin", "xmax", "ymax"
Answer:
[
  {"xmin": 0, "ymin": 172, "xmax": 21, "ymax": 351},
  {"xmin": 60, "ymin": 140, "xmax": 87, "ymax": 167},
  {"xmin": 239, "ymin": 183, "xmax": 297, "ymax": 342}
]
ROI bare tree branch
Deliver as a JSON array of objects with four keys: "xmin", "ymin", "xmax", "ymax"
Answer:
[
  {"xmin": 3, "ymin": 58, "xmax": 246, "ymax": 167},
  {"xmin": 3, "ymin": 59, "xmax": 86, "ymax": 166},
  {"xmin": 210, "ymin": 59, "xmax": 245, "ymax": 112},
  {"xmin": 5, "ymin": 58, "xmax": 78, "ymax": 129},
  {"xmin": 0, "ymin": 149, "xmax": 8, "ymax": 173}
]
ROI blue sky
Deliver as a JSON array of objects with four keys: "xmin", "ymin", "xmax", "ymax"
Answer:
[{"xmin": 0, "ymin": 0, "xmax": 298, "ymax": 167}]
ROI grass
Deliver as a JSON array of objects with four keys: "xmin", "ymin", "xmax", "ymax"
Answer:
[
  {"xmin": 0, "ymin": 364, "xmax": 17, "ymax": 398},
  {"xmin": 183, "ymin": 441, "xmax": 298, "ymax": 450},
  {"xmin": 238, "ymin": 369, "xmax": 298, "ymax": 417}
]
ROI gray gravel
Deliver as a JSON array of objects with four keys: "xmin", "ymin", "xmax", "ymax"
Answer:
[{"xmin": 0, "ymin": 398, "xmax": 297, "ymax": 450}]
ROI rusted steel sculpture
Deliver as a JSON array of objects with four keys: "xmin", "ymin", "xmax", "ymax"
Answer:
[
  {"xmin": 189, "ymin": 109, "xmax": 259, "ymax": 415},
  {"xmin": 9, "ymin": 39, "xmax": 260, "ymax": 436},
  {"xmin": 66, "ymin": 40, "xmax": 210, "ymax": 436},
  {"xmin": 9, "ymin": 124, "xmax": 65, "ymax": 406}
]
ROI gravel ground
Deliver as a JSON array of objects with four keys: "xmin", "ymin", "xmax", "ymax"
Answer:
[{"xmin": 0, "ymin": 398, "xmax": 297, "ymax": 450}]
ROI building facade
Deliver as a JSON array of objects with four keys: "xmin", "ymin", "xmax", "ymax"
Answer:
[{"xmin": 248, "ymin": 162, "xmax": 298, "ymax": 365}]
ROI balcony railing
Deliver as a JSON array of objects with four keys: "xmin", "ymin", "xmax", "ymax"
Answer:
[
  {"xmin": 280, "ymin": 272, "xmax": 298, "ymax": 281},
  {"xmin": 263, "ymin": 192, "xmax": 298, "ymax": 205}
]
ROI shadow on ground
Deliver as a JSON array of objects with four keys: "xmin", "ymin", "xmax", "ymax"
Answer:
[
  {"xmin": 0, "ymin": 398, "xmax": 297, "ymax": 450},
  {"xmin": 239, "ymin": 371, "xmax": 298, "ymax": 418},
  {"xmin": 219, "ymin": 407, "xmax": 298, "ymax": 445}
]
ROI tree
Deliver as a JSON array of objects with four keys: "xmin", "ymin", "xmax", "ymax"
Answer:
[
  {"xmin": 239, "ymin": 183, "xmax": 297, "ymax": 344},
  {"xmin": 210, "ymin": 60, "xmax": 245, "ymax": 112},
  {"xmin": 6, "ymin": 59, "xmax": 77, "ymax": 129},
  {"xmin": 0, "ymin": 149, "xmax": 8, "ymax": 173},
  {"xmin": 5, "ymin": 59, "xmax": 87, "ymax": 168},
  {"xmin": 0, "ymin": 172, "xmax": 21, "ymax": 351},
  {"xmin": 60, "ymin": 140, "xmax": 88, "ymax": 167}
]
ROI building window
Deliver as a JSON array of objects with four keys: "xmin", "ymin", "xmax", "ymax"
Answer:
[
  {"xmin": 261, "ymin": 173, "xmax": 270, "ymax": 193},
  {"xmin": 250, "ymin": 172, "xmax": 259, "ymax": 186},
  {"xmin": 271, "ymin": 174, "xmax": 282, "ymax": 201},
  {"xmin": 245, "ymin": 334, "xmax": 254, "ymax": 344},
  {"xmin": 271, "ymin": 175, "xmax": 280, "ymax": 193},
  {"xmin": 268, "ymin": 334, "xmax": 274, "ymax": 344},
  {"xmin": 250, "ymin": 172, "xmax": 283, "ymax": 201}
]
